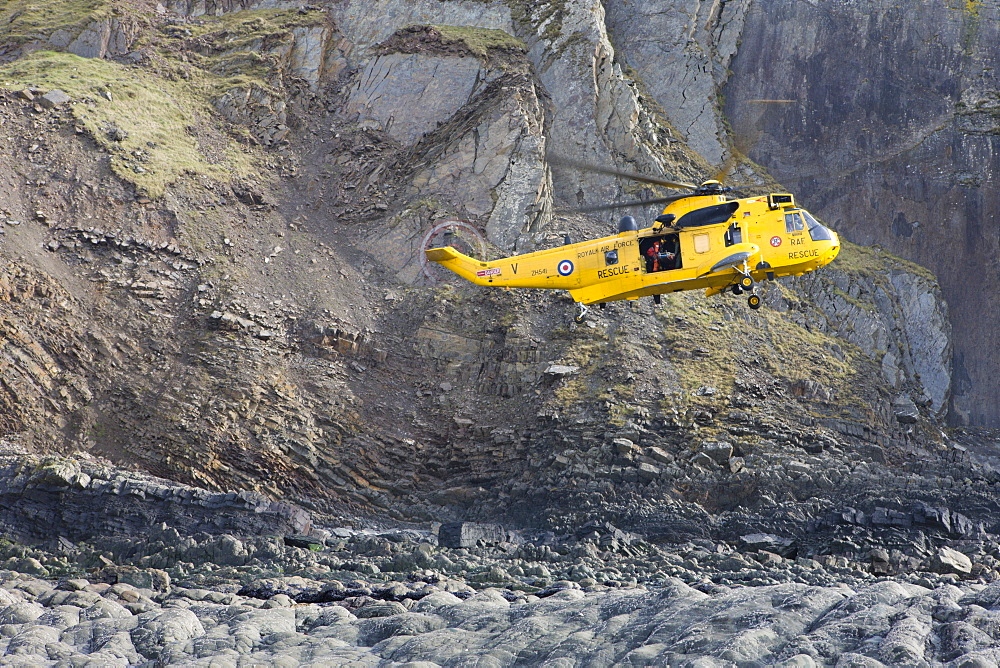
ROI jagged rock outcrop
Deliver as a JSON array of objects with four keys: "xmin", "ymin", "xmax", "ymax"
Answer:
[
  {"xmin": 329, "ymin": 0, "xmax": 514, "ymax": 62},
  {"xmin": 604, "ymin": 0, "xmax": 751, "ymax": 166},
  {"xmin": 791, "ymin": 245, "xmax": 952, "ymax": 419},
  {"xmin": 343, "ymin": 25, "xmax": 551, "ymax": 253},
  {"xmin": 0, "ymin": 13, "xmax": 143, "ymax": 63},
  {"xmin": 347, "ymin": 54, "xmax": 499, "ymax": 146},
  {"xmin": 512, "ymin": 0, "xmax": 710, "ymax": 212}
]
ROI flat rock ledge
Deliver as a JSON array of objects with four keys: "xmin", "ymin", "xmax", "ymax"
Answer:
[{"xmin": 0, "ymin": 454, "xmax": 311, "ymax": 541}]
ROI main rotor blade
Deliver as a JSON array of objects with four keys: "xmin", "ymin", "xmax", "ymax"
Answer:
[
  {"xmin": 711, "ymin": 153, "xmax": 738, "ymax": 184},
  {"xmin": 724, "ymin": 182, "xmax": 759, "ymax": 192},
  {"xmin": 559, "ymin": 193, "xmax": 690, "ymax": 214},
  {"xmin": 548, "ymin": 155, "xmax": 697, "ymax": 191}
]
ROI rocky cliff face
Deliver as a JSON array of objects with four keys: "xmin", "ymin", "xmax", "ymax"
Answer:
[
  {"xmin": 0, "ymin": 0, "xmax": 960, "ymax": 538},
  {"xmin": 589, "ymin": 0, "xmax": 997, "ymax": 425},
  {"xmin": 791, "ymin": 244, "xmax": 952, "ymax": 419}
]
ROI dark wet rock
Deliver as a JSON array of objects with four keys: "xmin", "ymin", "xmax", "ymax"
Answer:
[
  {"xmin": 0, "ymin": 455, "xmax": 311, "ymax": 542},
  {"xmin": 284, "ymin": 534, "xmax": 325, "ymax": 550}
]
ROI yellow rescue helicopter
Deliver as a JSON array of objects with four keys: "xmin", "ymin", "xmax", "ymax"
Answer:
[{"xmin": 425, "ymin": 160, "xmax": 840, "ymax": 322}]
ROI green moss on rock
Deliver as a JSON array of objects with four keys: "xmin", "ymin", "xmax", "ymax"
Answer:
[
  {"xmin": 430, "ymin": 25, "xmax": 527, "ymax": 57},
  {"xmin": 0, "ymin": 51, "xmax": 254, "ymax": 197},
  {"xmin": 0, "ymin": 0, "xmax": 115, "ymax": 46}
]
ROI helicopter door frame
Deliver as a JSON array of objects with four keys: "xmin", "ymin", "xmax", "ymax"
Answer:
[{"xmin": 638, "ymin": 233, "xmax": 682, "ymax": 274}]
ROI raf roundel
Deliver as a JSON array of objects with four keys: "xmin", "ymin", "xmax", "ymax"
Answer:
[{"xmin": 557, "ymin": 260, "xmax": 574, "ymax": 276}]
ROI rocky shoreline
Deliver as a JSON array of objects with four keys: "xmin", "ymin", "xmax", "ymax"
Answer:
[
  {"xmin": 0, "ymin": 453, "xmax": 999, "ymax": 666},
  {"xmin": 2, "ymin": 520, "xmax": 1000, "ymax": 666}
]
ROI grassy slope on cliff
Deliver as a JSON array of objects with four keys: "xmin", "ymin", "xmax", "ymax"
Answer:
[
  {"xmin": 0, "ymin": 52, "xmax": 253, "ymax": 197},
  {"xmin": 0, "ymin": 6, "xmax": 328, "ymax": 197},
  {"xmin": 0, "ymin": 0, "xmax": 115, "ymax": 45}
]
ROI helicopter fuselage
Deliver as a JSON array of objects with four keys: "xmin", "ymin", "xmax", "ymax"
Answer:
[{"xmin": 425, "ymin": 192, "xmax": 839, "ymax": 309}]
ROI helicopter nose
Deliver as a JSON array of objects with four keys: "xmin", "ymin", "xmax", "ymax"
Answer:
[{"xmin": 820, "ymin": 239, "xmax": 840, "ymax": 266}]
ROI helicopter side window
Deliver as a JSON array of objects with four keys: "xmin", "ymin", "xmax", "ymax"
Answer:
[
  {"xmin": 694, "ymin": 233, "xmax": 711, "ymax": 253},
  {"xmin": 605, "ymin": 250, "xmax": 619, "ymax": 265},
  {"xmin": 785, "ymin": 212, "xmax": 805, "ymax": 233},
  {"xmin": 802, "ymin": 211, "xmax": 835, "ymax": 241},
  {"xmin": 724, "ymin": 224, "xmax": 742, "ymax": 247}
]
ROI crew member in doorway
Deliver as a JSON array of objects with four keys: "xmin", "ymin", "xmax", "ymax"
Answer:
[
  {"xmin": 646, "ymin": 240, "xmax": 675, "ymax": 273},
  {"xmin": 646, "ymin": 240, "xmax": 662, "ymax": 272}
]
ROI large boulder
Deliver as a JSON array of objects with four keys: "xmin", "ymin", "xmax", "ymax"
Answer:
[
  {"xmin": 438, "ymin": 522, "xmax": 512, "ymax": 548},
  {"xmin": 930, "ymin": 547, "xmax": 972, "ymax": 576}
]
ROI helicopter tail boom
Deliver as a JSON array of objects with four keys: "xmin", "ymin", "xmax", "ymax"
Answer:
[
  {"xmin": 426, "ymin": 245, "xmax": 586, "ymax": 289},
  {"xmin": 426, "ymin": 246, "xmax": 538, "ymax": 287},
  {"xmin": 424, "ymin": 246, "xmax": 493, "ymax": 284}
]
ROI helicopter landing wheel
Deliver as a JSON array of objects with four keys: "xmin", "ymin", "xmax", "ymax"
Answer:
[
  {"xmin": 732, "ymin": 284, "xmax": 744, "ymax": 295},
  {"xmin": 739, "ymin": 275, "xmax": 754, "ymax": 290},
  {"xmin": 574, "ymin": 303, "xmax": 589, "ymax": 323},
  {"xmin": 747, "ymin": 294, "xmax": 762, "ymax": 310}
]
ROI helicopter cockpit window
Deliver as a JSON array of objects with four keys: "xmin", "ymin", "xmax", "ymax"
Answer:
[
  {"xmin": 605, "ymin": 250, "xmax": 619, "ymax": 265},
  {"xmin": 724, "ymin": 224, "xmax": 742, "ymax": 247},
  {"xmin": 784, "ymin": 212, "xmax": 805, "ymax": 233},
  {"xmin": 802, "ymin": 211, "xmax": 835, "ymax": 242}
]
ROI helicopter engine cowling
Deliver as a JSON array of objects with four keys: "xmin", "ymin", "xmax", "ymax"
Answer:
[{"xmin": 617, "ymin": 215, "xmax": 639, "ymax": 233}]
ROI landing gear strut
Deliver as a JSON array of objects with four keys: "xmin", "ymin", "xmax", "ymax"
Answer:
[
  {"xmin": 574, "ymin": 303, "xmax": 589, "ymax": 323},
  {"xmin": 736, "ymin": 263, "xmax": 761, "ymax": 310}
]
